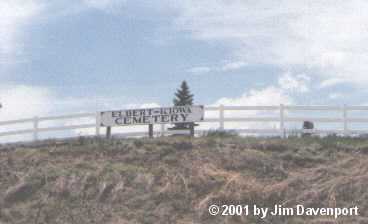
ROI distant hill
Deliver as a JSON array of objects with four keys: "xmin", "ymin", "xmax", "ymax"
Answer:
[{"xmin": 0, "ymin": 135, "xmax": 368, "ymax": 224}]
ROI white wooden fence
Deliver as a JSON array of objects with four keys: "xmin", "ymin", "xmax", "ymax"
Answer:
[{"xmin": 1, "ymin": 105, "xmax": 368, "ymax": 142}]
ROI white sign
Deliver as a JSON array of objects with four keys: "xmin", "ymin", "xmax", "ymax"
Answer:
[{"xmin": 100, "ymin": 105, "xmax": 204, "ymax": 127}]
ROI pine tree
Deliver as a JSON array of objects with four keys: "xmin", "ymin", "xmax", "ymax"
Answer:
[
  {"xmin": 172, "ymin": 81, "xmax": 194, "ymax": 130},
  {"xmin": 173, "ymin": 81, "xmax": 194, "ymax": 106}
]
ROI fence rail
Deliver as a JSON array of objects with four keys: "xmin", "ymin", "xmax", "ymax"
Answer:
[{"xmin": 1, "ymin": 105, "xmax": 368, "ymax": 142}]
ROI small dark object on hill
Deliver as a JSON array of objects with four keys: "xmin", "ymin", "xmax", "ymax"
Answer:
[{"xmin": 302, "ymin": 121, "xmax": 314, "ymax": 137}]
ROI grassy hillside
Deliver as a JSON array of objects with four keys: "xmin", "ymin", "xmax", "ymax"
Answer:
[{"xmin": 1, "ymin": 135, "xmax": 368, "ymax": 224}]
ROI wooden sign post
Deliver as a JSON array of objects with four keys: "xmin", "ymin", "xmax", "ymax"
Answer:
[
  {"xmin": 189, "ymin": 123, "xmax": 194, "ymax": 137},
  {"xmin": 106, "ymin": 126, "xmax": 111, "ymax": 139}
]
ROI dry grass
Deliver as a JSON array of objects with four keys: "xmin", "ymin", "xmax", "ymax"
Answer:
[{"xmin": 0, "ymin": 135, "xmax": 368, "ymax": 223}]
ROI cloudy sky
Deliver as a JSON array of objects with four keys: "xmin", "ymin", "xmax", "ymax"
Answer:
[{"xmin": 1, "ymin": 0, "xmax": 368, "ymax": 122}]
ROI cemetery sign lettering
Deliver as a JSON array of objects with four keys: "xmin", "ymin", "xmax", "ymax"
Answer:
[{"xmin": 100, "ymin": 105, "xmax": 204, "ymax": 126}]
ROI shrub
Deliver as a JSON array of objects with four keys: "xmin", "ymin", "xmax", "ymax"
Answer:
[{"xmin": 205, "ymin": 130, "xmax": 238, "ymax": 138}]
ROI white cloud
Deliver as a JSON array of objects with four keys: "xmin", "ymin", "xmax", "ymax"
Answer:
[
  {"xmin": 187, "ymin": 66, "xmax": 212, "ymax": 74},
  {"xmin": 319, "ymin": 78, "xmax": 346, "ymax": 89},
  {"xmin": 0, "ymin": 85, "xmax": 53, "ymax": 120},
  {"xmin": 278, "ymin": 72, "xmax": 310, "ymax": 93},
  {"xmin": 0, "ymin": 86, "xmax": 162, "ymax": 142},
  {"xmin": 215, "ymin": 86, "xmax": 293, "ymax": 107},
  {"xmin": 221, "ymin": 61, "xmax": 247, "ymax": 71},
  {"xmin": 0, "ymin": 0, "xmax": 129, "ymax": 66},
  {"xmin": 82, "ymin": 0, "xmax": 127, "ymax": 11},
  {"xmin": 197, "ymin": 86, "xmax": 293, "ymax": 131},
  {"xmin": 0, "ymin": 85, "xmax": 54, "ymax": 142},
  {"xmin": 187, "ymin": 60, "xmax": 247, "ymax": 74},
  {"xmin": 173, "ymin": 0, "xmax": 368, "ymax": 86},
  {"xmin": 0, "ymin": 1, "xmax": 43, "ymax": 65},
  {"xmin": 328, "ymin": 93, "xmax": 343, "ymax": 99}
]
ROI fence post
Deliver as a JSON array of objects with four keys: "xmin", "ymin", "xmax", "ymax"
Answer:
[
  {"xmin": 33, "ymin": 116, "xmax": 39, "ymax": 141},
  {"xmin": 219, "ymin": 104, "xmax": 224, "ymax": 130},
  {"xmin": 148, "ymin": 124, "xmax": 154, "ymax": 138},
  {"xmin": 280, "ymin": 104, "xmax": 285, "ymax": 138},
  {"xmin": 95, "ymin": 112, "xmax": 101, "ymax": 137},
  {"xmin": 343, "ymin": 104, "xmax": 348, "ymax": 136},
  {"xmin": 160, "ymin": 124, "xmax": 165, "ymax": 137}
]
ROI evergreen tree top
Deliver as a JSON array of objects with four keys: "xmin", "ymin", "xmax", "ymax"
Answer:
[{"xmin": 173, "ymin": 81, "xmax": 194, "ymax": 106}]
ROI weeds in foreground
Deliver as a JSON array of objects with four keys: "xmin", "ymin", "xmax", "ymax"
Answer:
[{"xmin": 1, "ymin": 136, "xmax": 368, "ymax": 224}]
